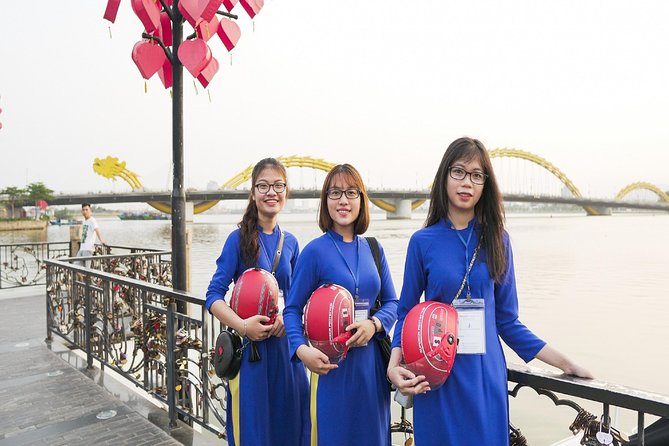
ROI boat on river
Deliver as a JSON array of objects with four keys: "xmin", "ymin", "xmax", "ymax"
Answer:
[
  {"xmin": 117, "ymin": 212, "xmax": 169, "ymax": 221},
  {"xmin": 48, "ymin": 218, "xmax": 82, "ymax": 226}
]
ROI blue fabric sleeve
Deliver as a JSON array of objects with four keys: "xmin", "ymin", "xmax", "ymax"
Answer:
[
  {"xmin": 391, "ymin": 233, "xmax": 426, "ymax": 349},
  {"xmin": 205, "ymin": 231, "xmax": 242, "ymax": 312},
  {"xmin": 494, "ymin": 233, "xmax": 546, "ymax": 362}
]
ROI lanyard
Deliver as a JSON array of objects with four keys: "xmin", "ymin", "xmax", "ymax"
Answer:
[
  {"xmin": 454, "ymin": 239, "xmax": 481, "ymax": 302},
  {"xmin": 258, "ymin": 227, "xmax": 285, "ymax": 275},
  {"xmin": 454, "ymin": 223, "xmax": 475, "ymax": 300},
  {"xmin": 327, "ymin": 232, "xmax": 360, "ymax": 298}
]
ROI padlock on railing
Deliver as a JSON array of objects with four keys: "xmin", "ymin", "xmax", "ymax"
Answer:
[
  {"xmin": 509, "ymin": 422, "xmax": 528, "ymax": 446},
  {"xmin": 569, "ymin": 410, "xmax": 627, "ymax": 445}
]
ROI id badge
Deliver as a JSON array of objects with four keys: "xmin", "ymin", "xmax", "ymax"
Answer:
[
  {"xmin": 452, "ymin": 298, "xmax": 486, "ymax": 355},
  {"xmin": 354, "ymin": 298, "xmax": 370, "ymax": 346},
  {"xmin": 278, "ymin": 289, "xmax": 285, "ymax": 313},
  {"xmin": 354, "ymin": 298, "xmax": 370, "ymax": 323}
]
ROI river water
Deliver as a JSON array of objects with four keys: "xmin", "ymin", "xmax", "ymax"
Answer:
[{"xmin": 3, "ymin": 212, "xmax": 668, "ymax": 444}]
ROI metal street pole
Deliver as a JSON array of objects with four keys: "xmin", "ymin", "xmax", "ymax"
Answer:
[{"xmin": 171, "ymin": 1, "xmax": 187, "ymax": 311}]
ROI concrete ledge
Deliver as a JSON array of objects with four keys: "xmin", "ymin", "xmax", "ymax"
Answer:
[{"xmin": 0, "ymin": 220, "xmax": 47, "ymax": 231}]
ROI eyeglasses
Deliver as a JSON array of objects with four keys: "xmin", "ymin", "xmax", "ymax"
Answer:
[
  {"xmin": 255, "ymin": 182, "xmax": 286, "ymax": 194},
  {"xmin": 327, "ymin": 188, "xmax": 361, "ymax": 200},
  {"xmin": 448, "ymin": 167, "xmax": 488, "ymax": 185}
]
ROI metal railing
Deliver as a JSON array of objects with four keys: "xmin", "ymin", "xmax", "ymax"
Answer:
[
  {"xmin": 0, "ymin": 242, "xmax": 165, "ymax": 290},
  {"xmin": 44, "ymin": 255, "xmax": 669, "ymax": 443},
  {"xmin": 0, "ymin": 241, "xmax": 70, "ymax": 289},
  {"xmin": 508, "ymin": 364, "xmax": 669, "ymax": 445},
  {"xmin": 45, "ymin": 255, "xmax": 229, "ymax": 438}
]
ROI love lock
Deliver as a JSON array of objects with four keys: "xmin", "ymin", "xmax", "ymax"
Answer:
[
  {"xmin": 579, "ymin": 413, "xmax": 626, "ymax": 446},
  {"xmin": 596, "ymin": 416, "xmax": 613, "ymax": 445}
]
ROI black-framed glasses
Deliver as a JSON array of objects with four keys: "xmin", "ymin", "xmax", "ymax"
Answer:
[
  {"xmin": 255, "ymin": 182, "xmax": 286, "ymax": 194},
  {"xmin": 448, "ymin": 167, "xmax": 488, "ymax": 185},
  {"xmin": 327, "ymin": 188, "xmax": 361, "ymax": 200}
]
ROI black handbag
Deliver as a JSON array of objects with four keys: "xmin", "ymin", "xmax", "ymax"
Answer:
[
  {"xmin": 366, "ymin": 237, "xmax": 392, "ymax": 372},
  {"xmin": 213, "ymin": 329, "xmax": 243, "ymax": 379}
]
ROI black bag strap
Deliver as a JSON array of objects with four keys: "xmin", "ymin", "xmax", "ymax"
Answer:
[
  {"xmin": 270, "ymin": 230, "xmax": 285, "ymax": 274},
  {"xmin": 366, "ymin": 237, "xmax": 383, "ymax": 312}
]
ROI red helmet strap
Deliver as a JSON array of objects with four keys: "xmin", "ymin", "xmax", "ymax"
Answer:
[
  {"xmin": 426, "ymin": 333, "xmax": 455, "ymax": 360},
  {"xmin": 332, "ymin": 331, "xmax": 353, "ymax": 359}
]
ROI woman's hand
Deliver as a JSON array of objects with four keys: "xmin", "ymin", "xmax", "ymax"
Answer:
[
  {"xmin": 268, "ymin": 313, "xmax": 286, "ymax": 337},
  {"xmin": 244, "ymin": 315, "xmax": 272, "ymax": 341},
  {"xmin": 388, "ymin": 365, "xmax": 431, "ymax": 395},
  {"xmin": 297, "ymin": 345, "xmax": 338, "ymax": 375},
  {"xmin": 561, "ymin": 363, "xmax": 594, "ymax": 379},
  {"xmin": 535, "ymin": 344, "xmax": 594, "ymax": 379},
  {"xmin": 345, "ymin": 319, "xmax": 376, "ymax": 348}
]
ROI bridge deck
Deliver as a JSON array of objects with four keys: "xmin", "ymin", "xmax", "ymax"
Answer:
[{"xmin": 44, "ymin": 190, "xmax": 669, "ymax": 212}]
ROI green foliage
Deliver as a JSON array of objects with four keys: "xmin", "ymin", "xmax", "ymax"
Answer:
[
  {"xmin": 54, "ymin": 208, "xmax": 71, "ymax": 219},
  {"xmin": 26, "ymin": 182, "xmax": 54, "ymax": 202},
  {"xmin": 0, "ymin": 183, "xmax": 53, "ymax": 219},
  {"xmin": 1, "ymin": 186, "xmax": 27, "ymax": 200},
  {"xmin": 0, "ymin": 186, "xmax": 27, "ymax": 219}
]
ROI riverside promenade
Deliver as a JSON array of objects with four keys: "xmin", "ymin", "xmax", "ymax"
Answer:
[{"xmin": 0, "ymin": 287, "xmax": 221, "ymax": 446}]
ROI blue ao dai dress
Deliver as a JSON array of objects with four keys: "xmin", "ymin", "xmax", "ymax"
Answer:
[
  {"xmin": 284, "ymin": 231, "xmax": 398, "ymax": 446},
  {"xmin": 206, "ymin": 226, "xmax": 310, "ymax": 446},
  {"xmin": 391, "ymin": 218, "xmax": 546, "ymax": 446}
]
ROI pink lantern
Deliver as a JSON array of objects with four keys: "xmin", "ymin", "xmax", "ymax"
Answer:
[
  {"xmin": 195, "ymin": 16, "xmax": 219, "ymax": 41},
  {"xmin": 132, "ymin": 40, "xmax": 167, "ymax": 79},
  {"xmin": 103, "ymin": 0, "xmax": 122, "ymax": 23},
  {"xmin": 196, "ymin": 57, "xmax": 219, "ymax": 87},
  {"xmin": 218, "ymin": 18, "xmax": 241, "ymax": 51},
  {"xmin": 178, "ymin": 38, "xmax": 212, "ymax": 77},
  {"xmin": 239, "ymin": 0, "xmax": 263, "ymax": 19}
]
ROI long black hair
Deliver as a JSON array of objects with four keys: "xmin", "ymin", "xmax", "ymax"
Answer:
[
  {"xmin": 425, "ymin": 137, "xmax": 507, "ymax": 282},
  {"xmin": 238, "ymin": 158, "xmax": 288, "ymax": 265}
]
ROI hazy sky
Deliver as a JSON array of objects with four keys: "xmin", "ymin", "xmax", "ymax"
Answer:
[{"xmin": 1, "ymin": 1, "xmax": 668, "ymax": 200}]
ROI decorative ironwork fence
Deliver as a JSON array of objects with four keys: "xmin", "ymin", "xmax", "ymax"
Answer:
[
  {"xmin": 0, "ymin": 242, "xmax": 70, "ymax": 289},
  {"xmin": 0, "ymin": 242, "xmax": 164, "ymax": 289},
  {"xmin": 45, "ymin": 255, "xmax": 229, "ymax": 438},
  {"xmin": 43, "ymin": 253, "xmax": 669, "ymax": 444},
  {"xmin": 507, "ymin": 364, "xmax": 669, "ymax": 445}
]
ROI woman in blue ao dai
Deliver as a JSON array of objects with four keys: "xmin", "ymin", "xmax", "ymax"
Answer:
[
  {"xmin": 284, "ymin": 164, "xmax": 398, "ymax": 446},
  {"xmin": 206, "ymin": 158, "xmax": 310, "ymax": 446},
  {"xmin": 387, "ymin": 138, "xmax": 593, "ymax": 446}
]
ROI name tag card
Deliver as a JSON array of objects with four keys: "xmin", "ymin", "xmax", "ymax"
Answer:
[
  {"xmin": 354, "ymin": 298, "xmax": 370, "ymax": 323},
  {"xmin": 278, "ymin": 289, "xmax": 285, "ymax": 312},
  {"xmin": 354, "ymin": 298, "xmax": 370, "ymax": 347},
  {"xmin": 453, "ymin": 298, "xmax": 486, "ymax": 355}
]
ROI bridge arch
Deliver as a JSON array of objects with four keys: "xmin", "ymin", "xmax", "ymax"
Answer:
[
  {"xmin": 488, "ymin": 148, "xmax": 601, "ymax": 216},
  {"xmin": 231, "ymin": 156, "xmax": 415, "ymax": 213},
  {"xmin": 93, "ymin": 155, "xmax": 413, "ymax": 214},
  {"xmin": 615, "ymin": 182, "xmax": 669, "ymax": 203}
]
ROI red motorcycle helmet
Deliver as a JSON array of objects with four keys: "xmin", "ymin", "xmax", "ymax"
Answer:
[
  {"xmin": 304, "ymin": 283, "xmax": 354, "ymax": 361},
  {"xmin": 230, "ymin": 267, "xmax": 280, "ymax": 325},
  {"xmin": 401, "ymin": 300, "xmax": 458, "ymax": 389}
]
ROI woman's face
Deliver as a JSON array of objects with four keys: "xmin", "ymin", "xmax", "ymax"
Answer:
[
  {"xmin": 252, "ymin": 167, "xmax": 287, "ymax": 219},
  {"xmin": 446, "ymin": 156, "xmax": 485, "ymax": 218},
  {"xmin": 326, "ymin": 174, "xmax": 361, "ymax": 235}
]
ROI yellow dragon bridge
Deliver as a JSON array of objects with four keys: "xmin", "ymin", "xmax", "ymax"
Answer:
[{"xmin": 93, "ymin": 153, "xmax": 667, "ymax": 215}]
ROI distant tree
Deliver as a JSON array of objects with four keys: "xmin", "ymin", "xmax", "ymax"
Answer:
[
  {"xmin": 26, "ymin": 182, "xmax": 54, "ymax": 202},
  {"xmin": 0, "ymin": 186, "xmax": 27, "ymax": 219},
  {"xmin": 25, "ymin": 182, "xmax": 54, "ymax": 220},
  {"xmin": 54, "ymin": 208, "xmax": 71, "ymax": 220}
]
